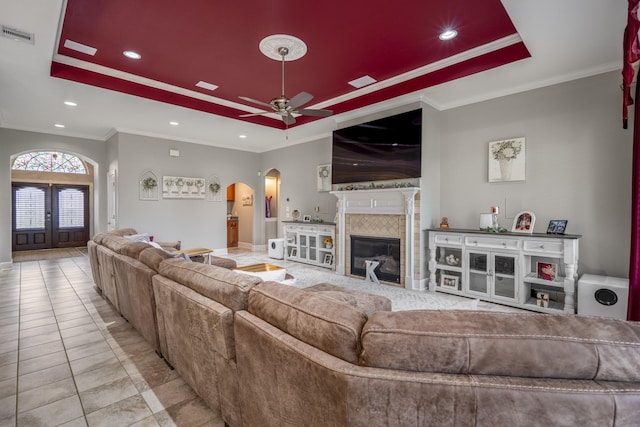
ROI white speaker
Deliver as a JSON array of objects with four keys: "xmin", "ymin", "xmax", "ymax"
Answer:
[
  {"xmin": 577, "ymin": 274, "xmax": 629, "ymax": 319},
  {"xmin": 268, "ymin": 238, "xmax": 284, "ymax": 260}
]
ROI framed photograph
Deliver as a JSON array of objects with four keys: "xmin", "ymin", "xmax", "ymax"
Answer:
[
  {"xmin": 302, "ymin": 214, "xmax": 312, "ymax": 223},
  {"xmin": 546, "ymin": 219, "xmax": 568, "ymax": 235},
  {"xmin": 488, "ymin": 137, "xmax": 526, "ymax": 182},
  {"xmin": 317, "ymin": 164, "xmax": 332, "ymax": 192},
  {"xmin": 511, "ymin": 210, "xmax": 535, "ymax": 233},
  {"xmin": 440, "ymin": 274, "xmax": 459, "ymax": 289},
  {"xmin": 537, "ymin": 262, "xmax": 557, "ymax": 281},
  {"xmin": 289, "ymin": 247, "xmax": 297, "ymax": 258},
  {"xmin": 241, "ymin": 194, "xmax": 253, "ymax": 206},
  {"xmin": 323, "ymin": 254, "xmax": 333, "ymax": 265}
]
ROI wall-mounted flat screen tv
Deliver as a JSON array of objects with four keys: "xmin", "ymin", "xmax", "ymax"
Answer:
[{"xmin": 331, "ymin": 109, "xmax": 422, "ymax": 184}]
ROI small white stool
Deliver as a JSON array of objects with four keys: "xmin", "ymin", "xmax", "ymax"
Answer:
[{"xmin": 365, "ymin": 260, "xmax": 380, "ymax": 284}]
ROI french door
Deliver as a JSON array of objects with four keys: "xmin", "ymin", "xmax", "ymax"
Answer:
[{"xmin": 12, "ymin": 183, "xmax": 90, "ymax": 251}]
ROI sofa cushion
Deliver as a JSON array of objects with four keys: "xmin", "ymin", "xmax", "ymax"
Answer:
[
  {"xmin": 119, "ymin": 241, "xmax": 151, "ymax": 258},
  {"xmin": 305, "ymin": 283, "xmax": 392, "ymax": 316},
  {"xmin": 93, "ymin": 228, "xmax": 137, "ymax": 244},
  {"xmin": 139, "ymin": 247, "xmax": 177, "ymax": 272},
  {"xmin": 361, "ymin": 310, "xmax": 640, "ymax": 381},
  {"xmin": 248, "ymin": 281, "xmax": 368, "ymax": 364},
  {"xmin": 159, "ymin": 258, "xmax": 261, "ymax": 312}
]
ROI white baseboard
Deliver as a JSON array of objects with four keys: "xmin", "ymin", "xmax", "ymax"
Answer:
[{"xmin": 0, "ymin": 261, "xmax": 14, "ymax": 271}]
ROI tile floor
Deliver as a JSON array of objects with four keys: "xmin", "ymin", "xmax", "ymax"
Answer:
[{"xmin": 0, "ymin": 254, "xmax": 224, "ymax": 427}]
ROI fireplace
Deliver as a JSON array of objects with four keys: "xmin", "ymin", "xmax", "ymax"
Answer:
[
  {"xmin": 350, "ymin": 235, "xmax": 401, "ymax": 283},
  {"xmin": 331, "ymin": 187, "xmax": 423, "ymax": 289}
]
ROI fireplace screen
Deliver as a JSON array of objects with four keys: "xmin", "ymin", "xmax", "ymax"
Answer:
[{"xmin": 350, "ymin": 235, "xmax": 401, "ymax": 283}]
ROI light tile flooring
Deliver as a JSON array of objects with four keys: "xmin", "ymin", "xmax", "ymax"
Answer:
[{"xmin": 0, "ymin": 254, "xmax": 223, "ymax": 427}]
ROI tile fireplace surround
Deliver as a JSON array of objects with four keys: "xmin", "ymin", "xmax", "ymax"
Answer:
[{"xmin": 331, "ymin": 188, "xmax": 424, "ymax": 289}]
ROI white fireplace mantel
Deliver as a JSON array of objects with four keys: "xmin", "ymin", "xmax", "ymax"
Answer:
[{"xmin": 330, "ymin": 188, "xmax": 420, "ymax": 289}]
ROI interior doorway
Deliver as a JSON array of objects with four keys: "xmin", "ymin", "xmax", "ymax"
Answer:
[
  {"xmin": 12, "ymin": 183, "xmax": 90, "ymax": 251},
  {"xmin": 265, "ymin": 169, "xmax": 280, "ymax": 241}
]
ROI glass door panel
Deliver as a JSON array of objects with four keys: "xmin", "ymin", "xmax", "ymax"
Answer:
[
  {"xmin": 467, "ymin": 252, "xmax": 489, "ymax": 295},
  {"xmin": 492, "ymin": 254, "xmax": 518, "ymax": 301}
]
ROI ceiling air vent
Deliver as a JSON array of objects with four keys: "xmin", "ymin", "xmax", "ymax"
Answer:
[{"xmin": 2, "ymin": 25, "xmax": 34, "ymax": 44}]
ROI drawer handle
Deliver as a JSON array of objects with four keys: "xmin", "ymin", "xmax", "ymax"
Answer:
[
  {"xmin": 445, "ymin": 238, "xmax": 449, "ymax": 242},
  {"xmin": 473, "ymin": 240, "xmax": 478, "ymax": 244},
  {"xmin": 539, "ymin": 245, "xmax": 545, "ymax": 249},
  {"xmin": 502, "ymin": 242, "xmax": 507, "ymax": 247}
]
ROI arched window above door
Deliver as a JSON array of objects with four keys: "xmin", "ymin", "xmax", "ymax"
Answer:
[{"xmin": 12, "ymin": 151, "xmax": 87, "ymax": 174}]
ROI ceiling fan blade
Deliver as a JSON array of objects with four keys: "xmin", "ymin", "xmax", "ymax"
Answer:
[
  {"xmin": 288, "ymin": 92, "xmax": 313, "ymax": 109},
  {"xmin": 294, "ymin": 108, "xmax": 333, "ymax": 117},
  {"xmin": 282, "ymin": 112, "xmax": 296, "ymax": 125},
  {"xmin": 239, "ymin": 111, "xmax": 269, "ymax": 118},
  {"xmin": 239, "ymin": 96, "xmax": 273, "ymax": 110}
]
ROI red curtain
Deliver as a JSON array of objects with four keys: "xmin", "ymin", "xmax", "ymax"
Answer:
[{"xmin": 627, "ymin": 0, "xmax": 640, "ymax": 321}]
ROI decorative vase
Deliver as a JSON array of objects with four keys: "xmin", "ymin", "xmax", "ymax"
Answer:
[{"xmin": 499, "ymin": 158, "xmax": 513, "ymax": 180}]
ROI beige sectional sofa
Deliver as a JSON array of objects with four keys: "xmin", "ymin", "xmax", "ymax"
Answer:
[{"xmin": 88, "ymin": 229, "xmax": 640, "ymax": 427}]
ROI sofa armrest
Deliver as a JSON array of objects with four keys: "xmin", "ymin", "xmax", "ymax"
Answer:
[{"xmin": 157, "ymin": 240, "xmax": 181, "ymax": 251}]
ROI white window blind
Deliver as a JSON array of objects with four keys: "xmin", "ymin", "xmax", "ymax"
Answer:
[
  {"xmin": 15, "ymin": 187, "xmax": 45, "ymax": 229},
  {"xmin": 58, "ymin": 189, "xmax": 84, "ymax": 228}
]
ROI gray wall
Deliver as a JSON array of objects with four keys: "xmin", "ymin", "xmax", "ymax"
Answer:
[
  {"xmin": 0, "ymin": 70, "xmax": 633, "ymax": 278},
  {"xmin": 438, "ymin": 71, "xmax": 631, "ymax": 277},
  {"xmin": 112, "ymin": 133, "xmax": 261, "ymax": 251}
]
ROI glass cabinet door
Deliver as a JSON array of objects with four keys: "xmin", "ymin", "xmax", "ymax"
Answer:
[
  {"xmin": 492, "ymin": 254, "xmax": 517, "ymax": 301},
  {"xmin": 467, "ymin": 251, "xmax": 489, "ymax": 295}
]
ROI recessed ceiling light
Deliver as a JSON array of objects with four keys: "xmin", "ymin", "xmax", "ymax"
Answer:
[
  {"xmin": 54, "ymin": 124, "xmax": 65, "ymax": 128},
  {"xmin": 239, "ymin": 135, "xmax": 247, "ymax": 139},
  {"xmin": 123, "ymin": 50, "xmax": 141, "ymax": 59},
  {"xmin": 169, "ymin": 121, "xmax": 179, "ymax": 126},
  {"xmin": 439, "ymin": 29, "xmax": 458, "ymax": 41},
  {"xmin": 195, "ymin": 81, "xmax": 218, "ymax": 91},
  {"xmin": 64, "ymin": 101, "xmax": 77, "ymax": 107}
]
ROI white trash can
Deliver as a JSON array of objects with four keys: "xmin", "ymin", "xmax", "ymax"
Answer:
[{"xmin": 268, "ymin": 238, "xmax": 284, "ymax": 259}]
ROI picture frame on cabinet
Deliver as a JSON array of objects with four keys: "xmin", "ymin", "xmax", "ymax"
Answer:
[
  {"xmin": 511, "ymin": 211, "xmax": 535, "ymax": 233},
  {"xmin": 546, "ymin": 219, "xmax": 568, "ymax": 235},
  {"xmin": 302, "ymin": 215, "xmax": 312, "ymax": 223},
  {"xmin": 323, "ymin": 254, "xmax": 333, "ymax": 265},
  {"xmin": 537, "ymin": 262, "xmax": 557, "ymax": 281},
  {"xmin": 440, "ymin": 274, "xmax": 459, "ymax": 289},
  {"xmin": 289, "ymin": 247, "xmax": 297, "ymax": 258}
]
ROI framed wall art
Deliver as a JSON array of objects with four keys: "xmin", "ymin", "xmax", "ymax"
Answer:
[
  {"xmin": 317, "ymin": 164, "xmax": 332, "ymax": 192},
  {"xmin": 488, "ymin": 137, "xmax": 526, "ymax": 182}
]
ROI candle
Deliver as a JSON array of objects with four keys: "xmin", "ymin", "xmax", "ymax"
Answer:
[{"xmin": 491, "ymin": 206, "xmax": 499, "ymax": 214}]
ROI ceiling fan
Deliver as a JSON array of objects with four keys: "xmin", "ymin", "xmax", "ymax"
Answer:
[{"xmin": 239, "ymin": 46, "xmax": 333, "ymax": 125}]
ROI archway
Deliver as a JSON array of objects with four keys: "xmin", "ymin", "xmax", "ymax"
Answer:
[
  {"xmin": 10, "ymin": 150, "xmax": 97, "ymax": 251},
  {"xmin": 264, "ymin": 169, "xmax": 281, "ymax": 241}
]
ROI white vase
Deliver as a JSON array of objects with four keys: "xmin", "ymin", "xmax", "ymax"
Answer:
[{"xmin": 499, "ymin": 158, "xmax": 513, "ymax": 180}]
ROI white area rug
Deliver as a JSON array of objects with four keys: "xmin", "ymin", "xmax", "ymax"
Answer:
[{"xmin": 226, "ymin": 250, "xmax": 523, "ymax": 313}]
